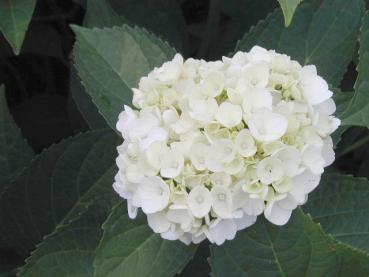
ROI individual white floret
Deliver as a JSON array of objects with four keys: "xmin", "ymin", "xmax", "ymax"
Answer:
[
  {"xmin": 209, "ymin": 172, "xmax": 232, "ymax": 187},
  {"xmin": 264, "ymin": 194, "xmax": 295, "ymax": 225},
  {"xmin": 137, "ymin": 176, "xmax": 170, "ymax": 214},
  {"xmin": 235, "ymin": 129, "xmax": 257, "ymax": 157},
  {"xmin": 155, "ymin": 53, "xmax": 183, "ymax": 83},
  {"xmin": 299, "ymin": 65, "xmax": 333, "ymax": 105},
  {"xmin": 189, "ymin": 98, "xmax": 219, "ymax": 123},
  {"xmin": 147, "ymin": 211, "xmax": 171, "ymax": 233},
  {"xmin": 248, "ymin": 108, "xmax": 288, "ymax": 142},
  {"xmin": 301, "ymin": 145, "xmax": 325, "ymax": 175},
  {"xmin": 257, "ymin": 156, "xmax": 284, "ymax": 184},
  {"xmin": 211, "ymin": 185, "xmax": 233, "ymax": 218},
  {"xmin": 208, "ymin": 218, "xmax": 237, "ymax": 245},
  {"xmin": 242, "ymin": 87, "xmax": 273, "ymax": 115},
  {"xmin": 189, "ymin": 143, "xmax": 209, "ymax": 171},
  {"xmin": 160, "ymin": 149, "xmax": 184, "ymax": 178},
  {"xmin": 216, "ymin": 102, "xmax": 243, "ymax": 128},
  {"xmin": 188, "ymin": 186, "xmax": 212, "ymax": 218},
  {"xmin": 273, "ymin": 146, "xmax": 303, "ymax": 177}
]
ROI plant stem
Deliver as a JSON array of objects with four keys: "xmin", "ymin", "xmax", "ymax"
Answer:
[{"xmin": 338, "ymin": 133, "xmax": 369, "ymax": 157}]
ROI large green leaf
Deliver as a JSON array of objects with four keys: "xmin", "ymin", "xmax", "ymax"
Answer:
[
  {"xmin": 335, "ymin": 127, "xmax": 368, "ymax": 157},
  {"xmin": 18, "ymin": 201, "xmax": 112, "ymax": 277},
  {"xmin": 199, "ymin": 0, "xmax": 277, "ymax": 59},
  {"xmin": 0, "ymin": 130, "xmax": 118, "ymax": 259},
  {"xmin": 334, "ymin": 90, "xmax": 353, "ymax": 118},
  {"xmin": 209, "ymin": 209, "xmax": 369, "ymax": 276},
  {"xmin": 331, "ymin": 90, "xmax": 352, "ymax": 146},
  {"xmin": 304, "ymin": 173, "xmax": 369, "ymax": 253},
  {"xmin": 0, "ymin": 0, "xmax": 37, "ymax": 54},
  {"xmin": 83, "ymin": 0, "xmax": 187, "ymax": 53},
  {"xmin": 235, "ymin": 0, "xmax": 364, "ymax": 86},
  {"xmin": 83, "ymin": 0, "xmax": 127, "ymax": 28},
  {"xmin": 93, "ymin": 202, "xmax": 197, "ymax": 277},
  {"xmin": 277, "ymin": 0, "xmax": 302, "ymax": 27},
  {"xmin": 331, "ymin": 126, "xmax": 349, "ymax": 147},
  {"xmin": 0, "ymin": 85, "xmax": 33, "ymax": 195},
  {"xmin": 72, "ymin": 25, "xmax": 175, "ymax": 130},
  {"xmin": 177, "ymin": 242, "xmax": 210, "ymax": 277},
  {"xmin": 70, "ymin": 67, "xmax": 109, "ymax": 130},
  {"xmin": 110, "ymin": 0, "xmax": 186, "ymax": 53},
  {"xmin": 341, "ymin": 12, "xmax": 369, "ymax": 127},
  {"xmin": 358, "ymin": 148, "xmax": 369, "ymax": 179}
]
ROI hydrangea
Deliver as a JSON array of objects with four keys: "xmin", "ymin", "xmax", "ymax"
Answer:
[{"xmin": 113, "ymin": 46, "xmax": 340, "ymax": 245}]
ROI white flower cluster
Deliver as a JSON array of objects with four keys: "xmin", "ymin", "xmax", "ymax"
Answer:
[{"xmin": 113, "ymin": 46, "xmax": 340, "ymax": 245}]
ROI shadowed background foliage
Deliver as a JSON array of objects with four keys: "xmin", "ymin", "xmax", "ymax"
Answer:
[{"xmin": 2, "ymin": 0, "xmax": 369, "ymax": 275}]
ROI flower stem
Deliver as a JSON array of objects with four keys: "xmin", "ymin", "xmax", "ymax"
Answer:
[{"xmin": 338, "ymin": 133, "xmax": 369, "ymax": 157}]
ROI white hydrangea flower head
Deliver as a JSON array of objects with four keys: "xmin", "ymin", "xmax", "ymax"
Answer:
[{"xmin": 114, "ymin": 46, "xmax": 340, "ymax": 245}]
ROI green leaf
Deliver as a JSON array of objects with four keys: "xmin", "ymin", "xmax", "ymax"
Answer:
[
  {"xmin": 331, "ymin": 126, "xmax": 349, "ymax": 147},
  {"xmin": 84, "ymin": 0, "xmax": 127, "ymax": 28},
  {"xmin": 0, "ymin": 130, "xmax": 118, "ymax": 259},
  {"xmin": 93, "ymin": 202, "xmax": 197, "ymax": 277},
  {"xmin": 67, "ymin": 89, "xmax": 89, "ymax": 134},
  {"xmin": 70, "ymin": 67, "xmax": 109, "ymax": 130},
  {"xmin": 0, "ymin": 85, "xmax": 33, "ymax": 195},
  {"xmin": 209, "ymin": 209, "xmax": 369, "ymax": 276},
  {"xmin": 331, "ymin": 90, "xmax": 352, "ymax": 146},
  {"xmin": 18, "ymin": 201, "xmax": 112, "ymax": 277},
  {"xmin": 177, "ymin": 242, "xmax": 210, "ymax": 277},
  {"xmin": 334, "ymin": 90, "xmax": 353, "ymax": 118},
  {"xmin": 277, "ymin": 0, "xmax": 302, "ymax": 27},
  {"xmin": 0, "ymin": 0, "xmax": 37, "ymax": 54},
  {"xmin": 72, "ymin": 24, "xmax": 175, "ymax": 130},
  {"xmin": 358, "ymin": 148, "xmax": 369, "ymax": 179},
  {"xmin": 108, "ymin": 0, "xmax": 186, "ymax": 53},
  {"xmin": 335, "ymin": 127, "xmax": 368, "ymax": 157},
  {"xmin": 84, "ymin": 0, "xmax": 187, "ymax": 53},
  {"xmin": 235, "ymin": 0, "xmax": 364, "ymax": 86},
  {"xmin": 304, "ymin": 173, "xmax": 369, "ymax": 253},
  {"xmin": 341, "ymin": 12, "xmax": 369, "ymax": 127},
  {"xmin": 199, "ymin": 0, "xmax": 278, "ymax": 59}
]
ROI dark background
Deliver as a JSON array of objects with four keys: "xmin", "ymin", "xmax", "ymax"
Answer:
[{"xmin": 0, "ymin": 0, "xmax": 368, "ymax": 176}]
